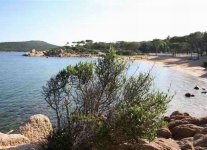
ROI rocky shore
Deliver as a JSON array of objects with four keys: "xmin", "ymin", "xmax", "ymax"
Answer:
[
  {"xmin": 1, "ymin": 111, "xmax": 207, "ymax": 150},
  {"xmin": 0, "ymin": 114, "xmax": 52, "ymax": 150},
  {"xmin": 23, "ymin": 49, "xmax": 100, "ymax": 58},
  {"xmin": 23, "ymin": 50, "xmax": 207, "ymax": 78},
  {"xmin": 23, "ymin": 49, "xmax": 45, "ymax": 57},
  {"xmin": 113, "ymin": 111, "xmax": 207, "ymax": 150}
]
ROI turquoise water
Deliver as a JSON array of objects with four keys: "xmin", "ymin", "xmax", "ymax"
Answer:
[{"xmin": 1, "ymin": 52, "xmax": 207, "ymax": 132}]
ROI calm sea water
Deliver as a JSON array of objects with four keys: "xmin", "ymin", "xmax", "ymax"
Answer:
[{"xmin": 1, "ymin": 52, "xmax": 207, "ymax": 132}]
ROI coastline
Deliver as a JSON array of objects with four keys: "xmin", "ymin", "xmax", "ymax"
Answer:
[
  {"xmin": 23, "ymin": 50, "xmax": 207, "ymax": 79},
  {"xmin": 122, "ymin": 55, "xmax": 207, "ymax": 79}
]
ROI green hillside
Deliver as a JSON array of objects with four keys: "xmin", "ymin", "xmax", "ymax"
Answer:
[{"xmin": 0, "ymin": 40, "xmax": 58, "ymax": 52}]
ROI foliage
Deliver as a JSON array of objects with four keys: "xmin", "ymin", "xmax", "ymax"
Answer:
[
  {"xmin": 47, "ymin": 129, "xmax": 72, "ymax": 150},
  {"xmin": 0, "ymin": 40, "xmax": 57, "ymax": 52},
  {"xmin": 203, "ymin": 61, "xmax": 207, "ymax": 68},
  {"xmin": 53, "ymin": 31, "xmax": 207, "ymax": 58},
  {"xmin": 43, "ymin": 47, "xmax": 172, "ymax": 149},
  {"xmin": 112, "ymin": 91, "xmax": 170, "ymax": 142}
]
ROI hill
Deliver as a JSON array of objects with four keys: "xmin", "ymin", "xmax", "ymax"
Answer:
[{"xmin": 0, "ymin": 41, "xmax": 58, "ymax": 52}]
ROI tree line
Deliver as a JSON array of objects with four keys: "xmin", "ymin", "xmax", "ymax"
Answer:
[{"xmin": 67, "ymin": 31, "xmax": 207, "ymax": 59}]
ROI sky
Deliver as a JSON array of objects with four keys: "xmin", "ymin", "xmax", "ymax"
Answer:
[{"xmin": 0, "ymin": 0, "xmax": 207, "ymax": 46}]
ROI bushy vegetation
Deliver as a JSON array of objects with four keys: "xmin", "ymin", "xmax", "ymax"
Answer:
[
  {"xmin": 46, "ymin": 31, "xmax": 207, "ymax": 58},
  {"xmin": 0, "ymin": 40, "xmax": 57, "ymax": 52},
  {"xmin": 203, "ymin": 61, "xmax": 207, "ymax": 68},
  {"xmin": 43, "ymin": 47, "xmax": 172, "ymax": 150}
]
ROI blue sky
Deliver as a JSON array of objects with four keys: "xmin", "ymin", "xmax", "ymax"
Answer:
[{"xmin": 0, "ymin": 0, "xmax": 207, "ymax": 45}]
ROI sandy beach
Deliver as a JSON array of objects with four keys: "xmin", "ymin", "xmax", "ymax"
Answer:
[{"xmin": 124, "ymin": 55, "xmax": 207, "ymax": 79}]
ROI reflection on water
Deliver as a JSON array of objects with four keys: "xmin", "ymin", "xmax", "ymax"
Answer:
[{"xmin": 0, "ymin": 52, "xmax": 207, "ymax": 131}]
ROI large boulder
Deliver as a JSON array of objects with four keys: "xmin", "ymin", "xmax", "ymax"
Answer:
[
  {"xmin": 171, "ymin": 124, "xmax": 203, "ymax": 139},
  {"xmin": 193, "ymin": 134, "xmax": 207, "ymax": 148},
  {"xmin": 177, "ymin": 137, "xmax": 194, "ymax": 150},
  {"xmin": 19, "ymin": 114, "xmax": 53, "ymax": 144},
  {"xmin": 157, "ymin": 127, "xmax": 172, "ymax": 139},
  {"xmin": 140, "ymin": 138, "xmax": 180, "ymax": 150},
  {"xmin": 110, "ymin": 138, "xmax": 180, "ymax": 150},
  {"xmin": 169, "ymin": 111, "xmax": 200, "ymax": 124},
  {"xmin": 198, "ymin": 117, "xmax": 207, "ymax": 125},
  {"xmin": 0, "ymin": 144, "xmax": 41, "ymax": 150},
  {"xmin": 0, "ymin": 132, "xmax": 29, "ymax": 147},
  {"xmin": 24, "ymin": 49, "xmax": 45, "ymax": 57}
]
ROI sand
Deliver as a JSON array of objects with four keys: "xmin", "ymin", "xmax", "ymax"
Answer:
[{"xmin": 123, "ymin": 55, "xmax": 207, "ymax": 79}]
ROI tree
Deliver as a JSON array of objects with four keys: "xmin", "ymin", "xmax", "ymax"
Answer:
[
  {"xmin": 43, "ymin": 47, "xmax": 172, "ymax": 149},
  {"xmin": 188, "ymin": 32, "xmax": 203, "ymax": 59},
  {"xmin": 152, "ymin": 39, "xmax": 163, "ymax": 55},
  {"xmin": 202, "ymin": 32, "xmax": 207, "ymax": 56},
  {"xmin": 139, "ymin": 41, "xmax": 153, "ymax": 54},
  {"xmin": 42, "ymin": 70, "xmax": 70, "ymax": 131},
  {"xmin": 84, "ymin": 40, "xmax": 93, "ymax": 49}
]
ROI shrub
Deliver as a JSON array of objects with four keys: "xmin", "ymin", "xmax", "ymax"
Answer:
[
  {"xmin": 43, "ymin": 47, "xmax": 172, "ymax": 149},
  {"xmin": 203, "ymin": 61, "xmax": 207, "ymax": 68}
]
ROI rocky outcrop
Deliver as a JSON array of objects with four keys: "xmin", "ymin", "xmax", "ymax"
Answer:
[
  {"xmin": 171, "ymin": 124, "xmax": 203, "ymax": 139},
  {"xmin": 23, "ymin": 49, "xmax": 101, "ymax": 58},
  {"xmin": 157, "ymin": 127, "xmax": 172, "ymax": 138},
  {"xmin": 131, "ymin": 111, "xmax": 207, "ymax": 150},
  {"xmin": 161, "ymin": 111, "xmax": 207, "ymax": 150},
  {"xmin": 23, "ymin": 49, "xmax": 45, "ymax": 57},
  {"xmin": 112, "ymin": 138, "xmax": 180, "ymax": 150},
  {"xmin": 19, "ymin": 114, "xmax": 53, "ymax": 143},
  {"xmin": 0, "ymin": 133, "xmax": 29, "ymax": 147},
  {"xmin": 0, "ymin": 114, "xmax": 52, "ymax": 150},
  {"xmin": 142, "ymin": 138, "xmax": 180, "ymax": 150},
  {"xmin": 2, "ymin": 111, "xmax": 207, "ymax": 150},
  {"xmin": 113, "ymin": 111, "xmax": 207, "ymax": 150}
]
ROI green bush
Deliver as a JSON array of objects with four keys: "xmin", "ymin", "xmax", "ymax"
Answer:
[
  {"xmin": 203, "ymin": 61, "xmax": 207, "ymax": 68},
  {"xmin": 43, "ymin": 47, "xmax": 172, "ymax": 149}
]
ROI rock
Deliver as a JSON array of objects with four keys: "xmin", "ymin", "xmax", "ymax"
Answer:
[
  {"xmin": 170, "ymin": 111, "xmax": 184, "ymax": 117},
  {"xmin": 194, "ymin": 86, "xmax": 199, "ymax": 90},
  {"xmin": 198, "ymin": 117, "xmax": 207, "ymax": 124},
  {"xmin": 168, "ymin": 112, "xmax": 201, "ymax": 129},
  {"xmin": 185, "ymin": 93, "xmax": 194, "ymax": 97},
  {"xmin": 31, "ymin": 49, "xmax": 36, "ymax": 53},
  {"xmin": 109, "ymin": 138, "xmax": 180, "ymax": 150},
  {"xmin": 179, "ymin": 141, "xmax": 194, "ymax": 150},
  {"xmin": 202, "ymin": 88, "xmax": 206, "ymax": 90},
  {"xmin": 194, "ymin": 146, "xmax": 207, "ymax": 150},
  {"xmin": 0, "ymin": 132, "xmax": 30, "ymax": 147},
  {"xmin": 181, "ymin": 142, "xmax": 194, "ymax": 150},
  {"xmin": 201, "ymin": 91, "xmax": 207, "ymax": 94},
  {"xmin": 164, "ymin": 116, "xmax": 171, "ymax": 122},
  {"xmin": 1, "ymin": 144, "xmax": 42, "ymax": 150},
  {"xmin": 141, "ymin": 138, "xmax": 180, "ymax": 150},
  {"xmin": 177, "ymin": 137, "xmax": 194, "ymax": 150},
  {"xmin": 137, "ymin": 138, "xmax": 149, "ymax": 144},
  {"xmin": 193, "ymin": 134, "xmax": 207, "ymax": 148},
  {"xmin": 19, "ymin": 114, "xmax": 53, "ymax": 144},
  {"xmin": 200, "ymin": 128, "xmax": 207, "ymax": 134},
  {"xmin": 168, "ymin": 120, "xmax": 189, "ymax": 130},
  {"xmin": 157, "ymin": 127, "xmax": 172, "ymax": 138},
  {"xmin": 185, "ymin": 93, "xmax": 191, "ymax": 97},
  {"xmin": 171, "ymin": 124, "xmax": 203, "ymax": 139},
  {"xmin": 23, "ymin": 49, "xmax": 45, "ymax": 57},
  {"xmin": 170, "ymin": 112, "xmax": 191, "ymax": 120}
]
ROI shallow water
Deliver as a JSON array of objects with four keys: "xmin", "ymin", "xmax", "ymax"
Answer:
[{"xmin": 0, "ymin": 52, "xmax": 207, "ymax": 131}]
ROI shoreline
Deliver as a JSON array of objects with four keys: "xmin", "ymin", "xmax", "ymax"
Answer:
[
  {"xmin": 22, "ymin": 50, "xmax": 207, "ymax": 79},
  {"xmin": 122, "ymin": 55, "xmax": 207, "ymax": 79}
]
